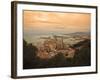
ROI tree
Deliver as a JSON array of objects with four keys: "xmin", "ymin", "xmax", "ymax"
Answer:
[
  {"xmin": 72, "ymin": 39, "xmax": 91, "ymax": 66},
  {"xmin": 23, "ymin": 40, "xmax": 38, "ymax": 69}
]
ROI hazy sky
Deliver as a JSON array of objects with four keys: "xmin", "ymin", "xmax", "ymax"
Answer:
[
  {"xmin": 24, "ymin": 10, "xmax": 90, "ymax": 31},
  {"xmin": 23, "ymin": 10, "xmax": 91, "ymax": 43}
]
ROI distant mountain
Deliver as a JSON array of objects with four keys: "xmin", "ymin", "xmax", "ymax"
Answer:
[
  {"xmin": 63, "ymin": 32, "xmax": 90, "ymax": 36},
  {"xmin": 72, "ymin": 32, "xmax": 90, "ymax": 35}
]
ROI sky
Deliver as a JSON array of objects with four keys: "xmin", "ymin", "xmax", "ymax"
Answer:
[{"xmin": 23, "ymin": 10, "xmax": 91, "ymax": 43}]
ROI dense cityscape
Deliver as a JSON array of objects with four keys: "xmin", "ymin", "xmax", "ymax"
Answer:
[
  {"xmin": 23, "ymin": 10, "xmax": 91, "ymax": 69},
  {"xmin": 35, "ymin": 32, "xmax": 90, "ymax": 59},
  {"xmin": 23, "ymin": 32, "xmax": 91, "ymax": 69}
]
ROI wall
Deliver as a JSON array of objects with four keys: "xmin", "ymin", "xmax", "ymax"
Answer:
[{"xmin": 0, "ymin": 0, "xmax": 100, "ymax": 80}]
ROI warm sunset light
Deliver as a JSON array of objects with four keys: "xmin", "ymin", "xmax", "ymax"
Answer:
[
  {"xmin": 23, "ymin": 10, "xmax": 91, "ymax": 69},
  {"xmin": 23, "ymin": 10, "xmax": 91, "ymax": 44},
  {"xmin": 23, "ymin": 10, "xmax": 91, "ymax": 32}
]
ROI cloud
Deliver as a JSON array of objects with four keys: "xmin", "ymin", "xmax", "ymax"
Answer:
[{"xmin": 23, "ymin": 10, "xmax": 91, "ymax": 29}]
